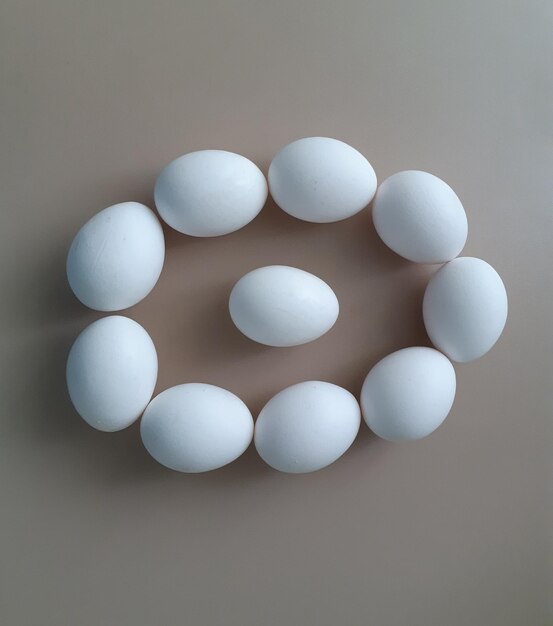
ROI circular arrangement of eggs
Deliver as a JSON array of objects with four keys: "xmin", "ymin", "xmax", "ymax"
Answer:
[{"xmin": 66, "ymin": 137, "xmax": 508, "ymax": 473}]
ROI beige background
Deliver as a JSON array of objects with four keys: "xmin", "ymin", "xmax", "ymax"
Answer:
[{"xmin": 1, "ymin": 1, "xmax": 552, "ymax": 624}]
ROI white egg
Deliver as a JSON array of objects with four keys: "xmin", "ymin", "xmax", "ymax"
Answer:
[
  {"xmin": 229, "ymin": 265, "xmax": 339, "ymax": 347},
  {"xmin": 268, "ymin": 137, "xmax": 377, "ymax": 223},
  {"xmin": 361, "ymin": 347, "xmax": 456, "ymax": 441},
  {"xmin": 423, "ymin": 257, "xmax": 508, "ymax": 362},
  {"xmin": 140, "ymin": 383, "xmax": 254, "ymax": 473},
  {"xmin": 67, "ymin": 202, "xmax": 165, "ymax": 311},
  {"xmin": 372, "ymin": 170, "xmax": 468, "ymax": 263},
  {"xmin": 254, "ymin": 381, "xmax": 361, "ymax": 473},
  {"xmin": 154, "ymin": 150, "xmax": 268, "ymax": 237},
  {"xmin": 66, "ymin": 316, "xmax": 158, "ymax": 432}
]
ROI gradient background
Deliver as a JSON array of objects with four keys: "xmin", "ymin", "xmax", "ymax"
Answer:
[{"xmin": 1, "ymin": 1, "xmax": 552, "ymax": 624}]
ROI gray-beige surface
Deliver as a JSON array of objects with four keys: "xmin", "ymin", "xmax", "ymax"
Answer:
[{"xmin": 1, "ymin": 1, "xmax": 551, "ymax": 624}]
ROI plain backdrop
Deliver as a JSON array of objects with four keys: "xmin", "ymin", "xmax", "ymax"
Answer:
[{"xmin": 1, "ymin": 1, "xmax": 552, "ymax": 624}]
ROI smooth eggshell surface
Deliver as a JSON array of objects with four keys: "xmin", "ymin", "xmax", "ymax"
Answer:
[
  {"xmin": 423, "ymin": 256, "xmax": 508, "ymax": 362},
  {"xmin": 154, "ymin": 150, "xmax": 268, "ymax": 237},
  {"xmin": 254, "ymin": 381, "xmax": 361, "ymax": 473},
  {"xmin": 372, "ymin": 170, "xmax": 468, "ymax": 263},
  {"xmin": 67, "ymin": 202, "xmax": 165, "ymax": 311},
  {"xmin": 229, "ymin": 265, "xmax": 339, "ymax": 347},
  {"xmin": 268, "ymin": 137, "xmax": 377, "ymax": 223},
  {"xmin": 140, "ymin": 383, "xmax": 254, "ymax": 473},
  {"xmin": 361, "ymin": 347, "xmax": 456, "ymax": 441},
  {"xmin": 66, "ymin": 316, "xmax": 158, "ymax": 432}
]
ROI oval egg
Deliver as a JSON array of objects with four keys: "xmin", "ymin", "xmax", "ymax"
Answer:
[
  {"xmin": 154, "ymin": 150, "xmax": 268, "ymax": 237},
  {"xmin": 268, "ymin": 137, "xmax": 377, "ymax": 223},
  {"xmin": 372, "ymin": 170, "xmax": 468, "ymax": 263},
  {"xmin": 229, "ymin": 265, "xmax": 339, "ymax": 347},
  {"xmin": 361, "ymin": 347, "xmax": 456, "ymax": 441},
  {"xmin": 67, "ymin": 202, "xmax": 165, "ymax": 311},
  {"xmin": 140, "ymin": 383, "xmax": 254, "ymax": 473},
  {"xmin": 423, "ymin": 256, "xmax": 508, "ymax": 362},
  {"xmin": 66, "ymin": 316, "xmax": 158, "ymax": 432},
  {"xmin": 255, "ymin": 381, "xmax": 361, "ymax": 473}
]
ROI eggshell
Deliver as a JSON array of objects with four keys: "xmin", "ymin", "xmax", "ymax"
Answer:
[
  {"xmin": 66, "ymin": 316, "xmax": 158, "ymax": 432},
  {"xmin": 361, "ymin": 347, "xmax": 456, "ymax": 441},
  {"xmin": 423, "ymin": 257, "xmax": 508, "ymax": 362},
  {"xmin": 229, "ymin": 265, "xmax": 339, "ymax": 347},
  {"xmin": 154, "ymin": 150, "xmax": 268, "ymax": 236},
  {"xmin": 372, "ymin": 170, "xmax": 468, "ymax": 263},
  {"xmin": 268, "ymin": 137, "xmax": 377, "ymax": 223},
  {"xmin": 254, "ymin": 381, "xmax": 361, "ymax": 473},
  {"xmin": 140, "ymin": 383, "xmax": 254, "ymax": 473},
  {"xmin": 67, "ymin": 202, "xmax": 165, "ymax": 312}
]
